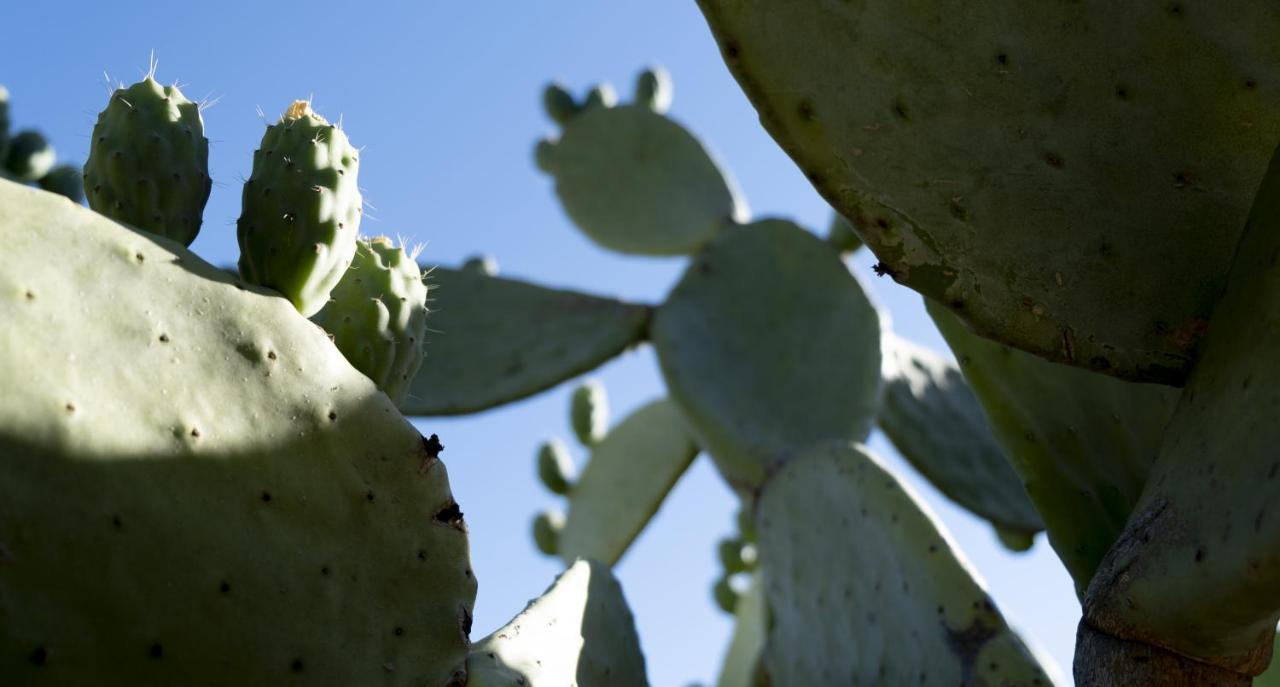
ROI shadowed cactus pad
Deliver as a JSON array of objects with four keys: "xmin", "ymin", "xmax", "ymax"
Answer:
[
  {"xmin": 537, "ymin": 71, "xmax": 746, "ymax": 256},
  {"xmin": 312, "ymin": 236, "xmax": 428, "ymax": 407},
  {"xmin": 466, "ymin": 560, "xmax": 648, "ymax": 687},
  {"xmin": 83, "ymin": 76, "xmax": 210, "ymax": 246},
  {"xmin": 237, "ymin": 100, "xmax": 361, "ymax": 317},
  {"xmin": 403, "ymin": 265, "xmax": 649, "ymax": 416},
  {"xmin": 4, "ymin": 130, "xmax": 54, "ymax": 182},
  {"xmin": 696, "ymin": 0, "xmax": 1280, "ymax": 383},
  {"xmin": 652, "ymin": 219, "xmax": 881, "ymax": 487},
  {"xmin": 756, "ymin": 442, "xmax": 1060, "ymax": 686},
  {"xmin": 878, "ymin": 333, "xmax": 1042, "ymax": 540},
  {"xmin": 0, "ymin": 179, "xmax": 475, "ymax": 685}
]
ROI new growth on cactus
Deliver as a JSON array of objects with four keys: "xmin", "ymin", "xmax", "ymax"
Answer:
[{"xmin": 0, "ymin": 84, "xmax": 83, "ymax": 203}]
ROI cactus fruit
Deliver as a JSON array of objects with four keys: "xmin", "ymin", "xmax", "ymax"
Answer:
[
  {"xmin": 633, "ymin": 67, "xmax": 673, "ymax": 114},
  {"xmin": 532, "ymin": 510, "xmax": 565, "ymax": 556},
  {"xmin": 582, "ymin": 83, "xmax": 617, "ymax": 110},
  {"xmin": 402, "ymin": 264, "xmax": 649, "ymax": 416},
  {"xmin": 311, "ymin": 236, "xmax": 428, "ymax": 407},
  {"xmin": 4, "ymin": 130, "xmax": 55, "ymax": 182},
  {"xmin": 83, "ymin": 76, "xmax": 210, "ymax": 246},
  {"xmin": 755, "ymin": 441, "xmax": 1060, "ymax": 685},
  {"xmin": 465, "ymin": 560, "xmax": 648, "ymax": 686},
  {"xmin": 652, "ymin": 219, "xmax": 882, "ymax": 487},
  {"xmin": 536, "ymin": 71, "xmax": 747, "ymax": 256},
  {"xmin": 696, "ymin": 0, "xmax": 1280, "ymax": 384},
  {"xmin": 536, "ymin": 438, "xmax": 576, "ymax": 495},
  {"xmin": 237, "ymin": 100, "xmax": 362, "ymax": 317},
  {"xmin": 0, "ymin": 179, "xmax": 476, "ymax": 684},
  {"xmin": 878, "ymin": 333, "xmax": 1043, "ymax": 540},
  {"xmin": 570, "ymin": 378, "xmax": 608, "ymax": 446},
  {"xmin": 717, "ymin": 538, "xmax": 751, "ymax": 575},
  {"xmin": 1082, "ymin": 146, "xmax": 1280, "ymax": 677},
  {"xmin": 928, "ymin": 298, "xmax": 1180, "ymax": 591},
  {"xmin": 37, "ymin": 165, "xmax": 85, "ymax": 204},
  {"xmin": 557, "ymin": 399, "xmax": 698, "ymax": 566}
]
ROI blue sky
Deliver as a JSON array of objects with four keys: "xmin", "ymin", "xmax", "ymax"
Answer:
[{"xmin": 6, "ymin": 3, "xmax": 1081, "ymax": 683}]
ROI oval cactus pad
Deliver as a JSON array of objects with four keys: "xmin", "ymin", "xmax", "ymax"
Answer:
[
  {"xmin": 652, "ymin": 219, "xmax": 881, "ymax": 487},
  {"xmin": 697, "ymin": 0, "xmax": 1280, "ymax": 383}
]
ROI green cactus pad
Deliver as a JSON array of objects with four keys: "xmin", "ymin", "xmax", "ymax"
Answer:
[
  {"xmin": 37, "ymin": 165, "xmax": 85, "ymax": 204},
  {"xmin": 696, "ymin": 0, "xmax": 1280, "ymax": 384},
  {"xmin": 237, "ymin": 100, "xmax": 362, "ymax": 317},
  {"xmin": 4, "ymin": 130, "xmax": 55, "ymax": 182},
  {"xmin": 559, "ymin": 399, "xmax": 699, "ymax": 566},
  {"xmin": 535, "ymin": 438, "xmax": 576, "ymax": 495},
  {"xmin": 466, "ymin": 560, "xmax": 648, "ymax": 687},
  {"xmin": 531, "ymin": 510, "xmax": 565, "ymax": 557},
  {"xmin": 539, "ymin": 101, "xmax": 746, "ymax": 256},
  {"xmin": 715, "ymin": 572, "xmax": 766, "ymax": 687},
  {"xmin": 83, "ymin": 76, "xmax": 210, "ymax": 246},
  {"xmin": 928, "ymin": 298, "xmax": 1179, "ymax": 592},
  {"xmin": 879, "ymin": 333, "xmax": 1042, "ymax": 538},
  {"xmin": 713, "ymin": 577, "xmax": 739, "ymax": 614},
  {"xmin": 756, "ymin": 441, "xmax": 1060, "ymax": 685},
  {"xmin": 570, "ymin": 378, "xmax": 608, "ymax": 446},
  {"xmin": 651, "ymin": 219, "xmax": 881, "ymax": 487},
  {"xmin": 1084, "ymin": 146, "xmax": 1280, "ymax": 669},
  {"xmin": 402, "ymin": 266, "xmax": 650, "ymax": 416},
  {"xmin": 0, "ymin": 179, "xmax": 475, "ymax": 685},
  {"xmin": 634, "ymin": 67, "xmax": 673, "ymax": 115},
  {"xmin": 312, "ymin": 236, "xmax": 428, "ymax": 407}
]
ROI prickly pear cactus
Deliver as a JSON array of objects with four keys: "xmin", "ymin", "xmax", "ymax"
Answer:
[
  {"xmin": 696, "ymin": 0, "xmax": 1280, "ymax": 384},
  {"xmin": 83, "ymin": 75, "xmax": 210, "ymax": 246},
  {"xmin": 237, "ymin": 100, "xmax": 361, "ymax": 317},
  {"xmin": 1082, "ymin": 146, "xmax": 1280, "ymax": 681},
  {"xmin": 535, "ymin": 69, "xmax": 747, "ymax": 255},
  {"xmin": 38, "ymin": 165, "xmax": 84, "ymax": 204},
  {"xmin": 465, "ymin": 560, "xmax": 648, "ymax": 687},
  {"xmin": 0, "ymin": 179, "xmax": 475, "ymax": 684},
  {"xmin": 4, "ymin": 130, "xmax": 55, "ymax": 182},
  {"xmin": 312, "ymin": 236, "xmax": 428, "ymax": 407},
  {"xmin": 755, "ymin": 441, "xmax": 1060, "ymax": 686},
  {"xmin": 0, "ymin": 86, "xmax": 10, "ymax": 164},
  {"xmin": 928, "ymin": 298, "xmax": 1180, "ymax": 591},
  {"xmin": 878, "ymin": 333, "xmax": 1043, "ymax": 542},
  {"xmin": 535, "ymin": 438, "xmax": 576, "ymax": 496},
  {"xmin": 651, "ymin": 219, "xmax": 881, "ymax": 487},
  {"xmin": 716, "ymin": 572, "xmax": 766, "ymax": 687},
  {"xmin": 570, "ymin": 378, "xmax": 609, "ymax": 446}
]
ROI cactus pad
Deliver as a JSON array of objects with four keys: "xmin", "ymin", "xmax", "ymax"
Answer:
[
  {"xmin": 0, "ymin": 179, "xmax": 475, "ymax": 684},
  {"xmin": 83, "ymin": 76, "xmax": 210, "ymax": 246},
  {"xmin": 1084, "ymin": 146, "xmax": 1280, "ymax": 669},
  {"xmin": 535, "ymin": 438, "xmax": 576, "ymax": 496},
  {"xmin": 928, "ymin": 298, "xmax": 1179, "ymax": 592},
  {"xmin": 878, "ymin": 333, "xmax": 1042, "ymax": 538},
  {"xmin": 237, "ymin": 100, "xmax": 361, "ymax": 317},
  {"xmin": 715, "ymin": 572, "xmax": 766, "ymax": 687},
  {"xmin": 651, "ymin": 219, "xmax": 881, "ymax": 487},
  {"xmin": 37, "ymin": 165, "xmax": 85, "ymax": 204},
  {"xmin": 558, "ymin": 399, "xmax": 699, "ymax": 566},
  {"xmin": 570, "ymin": 378, "xmax": 609, "ymax": 446},
  {"xmin": 697, "ymin": 0, "xmax": 1280, "ymax": 383},
  {"xmin": 312, "ymin": 236, "xmax": 428, "ymax": 407},
  {"xmin": 402, "ymin": 265, "xmax": 649, "ymax": 415},
  {"xmin": 538, "ymin": 75, "xmax": 746, "ymax": 255},
  {"xmin": 755, "ymin": 441, "xmax": 1060, "ymax": 685},
  {"xmin": 465, "ymin": 560, "xmax": 648, "ymax": 686},
  {"xmin": 4, "ymin": 130, "xmax": 55, "ymax": 182}
]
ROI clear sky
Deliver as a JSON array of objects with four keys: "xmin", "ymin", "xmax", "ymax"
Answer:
[{"xmin": 5, "ymin": 3, "xmax": 1081, "ymax": 684}]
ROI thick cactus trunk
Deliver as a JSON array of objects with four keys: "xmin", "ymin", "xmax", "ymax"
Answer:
[{"xmin": 1075, "ymin": 623, "xmax": 1252, "ymax": 687}]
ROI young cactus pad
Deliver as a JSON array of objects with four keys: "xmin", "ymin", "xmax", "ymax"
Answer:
[
  {"xmin": 537, "ymin": 71, "xmax": 746, "ymax": 256},
  {"xmin": 570, "ymin": 378, "xmax": 609, "ymax": 446},
  {"xmin": 237, "ymin": 100, "xmax": 361, "ymax": 317},
  {"xmin": 1083, "ymin": 145, "xmax": 1280, "ymax": 676},
  {"xmin": 928, "ymin": 298, "xmax": 1180, "ymax": 592},
  {"xmin": 651, "ymin": 219, "xmax": 882, "ymax": 487},
  {"xmin": 878, "ymin": 333, "xmax": 1043, "ymax": 540},
  {"xmin": 312, "ymin": 236, "xmax": 429, "ymax": 407},
  {"xmin": 755, "ymin": 441, "xmax": 1060, "ymax": 685},
  {"xmin": 696, "ymin": 0, "xmax": 1280, "ymax": 384},
  {"xmin": 83, "ymin": 76, "xmax": 211, "ymax": 246},
  {"xmin": 0, "ymin": 179, "xmax": 476, "ymax": 684},
  {"xmin": 557, "ymin": 398, "xmax": 699, "ymax": 566},
  {"xmin": 402, "ymin": 265, "xmax": 649, "ymax": 415},
  {"xmin": 465, "ymin": 560, "xmax": 648, "ymax": 686},
  {"xmin": 3, "ymin": 130, "xmax": 55, "ymax": 182}
]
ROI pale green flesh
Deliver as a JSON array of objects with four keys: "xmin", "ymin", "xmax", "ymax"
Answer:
[
  {"xmin": 0, "ymin": 180, "xmax": 475, "ymax": 685},
  {"xmin": 716, "ymin": 572, "xmax": 766, "ymax": 687},
  {"xmin": 696, "ymin": 0, "xmax": 1280, "ymax": 383},
  {"xmin": 652, "ymin": 219, "xmax": 882, "ymax": 488},
  {"xmin": 559, "ymin": 398, "xmax": 699, "ymax": 566},
  {"xmin": 403, "ymin": 266, "xmax": 650, "ymax": 416},
  {"xmin": 756, "ymin": 442, "xmax": 1058, "ymax": 686}
]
